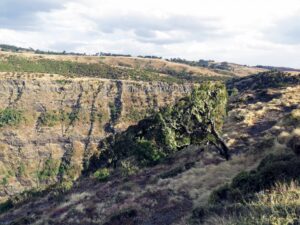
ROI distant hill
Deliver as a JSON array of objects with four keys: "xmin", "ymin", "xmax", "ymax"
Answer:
[
  {"xmin": 0, "ymin": 44, "xmax": 86, "ymax": 56},
  {"xmin": 256, "ymin": 65, "xmax": 300, "ymax": 72},
  {"xmin": 0, "ymin": 44, "xmax": 265, "ymax": 77}
]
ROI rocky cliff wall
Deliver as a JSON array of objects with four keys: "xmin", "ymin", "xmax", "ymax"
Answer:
[{"xmin": 0, "ymin": 72, "xmax": 194, "ymax": 202}]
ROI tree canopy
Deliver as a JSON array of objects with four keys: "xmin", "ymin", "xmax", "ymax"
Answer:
[{"xmin": 88, "ymin": 82, "xmax": 229, "ymax": 171}]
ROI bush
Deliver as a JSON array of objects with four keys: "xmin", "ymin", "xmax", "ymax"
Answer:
[
  {"xmin": 119, "ymin": 160, "xmax": 139, "ymax": 177},
  {"xmin": 206, "ymin": 182, "xmax": 300, "ymax": 225},
  {"xmin": 39, "ymin": 111, "xmax": 78, "ymax": 127},
  {"xmin": 134, "ymin": 139, "xmax": 166, "ymax": 166},
  {"xmin": 210, "ymin": 153, "xmax": 300, "ymax": 204},
  {"xmin": 37, "ymin": 158, "xmax": 60, "ymax": 182},
  {"xmin": 0, "ymin": 108, "xmax": 23, "ymax": 127},
  {"xmin": 1, "ymin": 176, "xmax": 8, "ymax": 186},
  {"xmin": 93, "ymin": 168, "xmax": 110, "ymax": 182},
  {"xmin": 39, "ymin": 111, "xmax": 60, "ymax": 127},
  {"xmin": 193, "ymin": 153, "xmax": 300, "ymax": 224}
]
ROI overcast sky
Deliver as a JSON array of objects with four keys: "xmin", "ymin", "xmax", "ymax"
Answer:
[{"xmin": 0, "ymin": 0, "xmax": 300, "ymax": 67}]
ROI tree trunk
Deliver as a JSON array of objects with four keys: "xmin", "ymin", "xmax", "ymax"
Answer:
[{"xmin": 210, "ymin": 121, "xmax": 230, "ymax": 160}]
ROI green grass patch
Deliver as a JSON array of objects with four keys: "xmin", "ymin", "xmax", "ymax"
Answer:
[
  {"xmin": 93, "ymin": 168, "xmax": 110, "ymax": 182},
  {"xmin": 39, "ymin": 110, "xmax": 79, "ymax": 127},
  {"xmin": 37, "ymin": 158, "xmax": 60, "ymax": 182},
  {"xmin": 0, "ymin": 108, "xmax": 23, "ymax": 127}
]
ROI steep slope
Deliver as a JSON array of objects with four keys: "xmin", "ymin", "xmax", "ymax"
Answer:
[
  {"xmin": 0, "ymin": 72, "xmax": 194, "ymax": 203},
  {"xmin": 0, "ymin": 50, "xmax": 255, "ymax": 204},
  {"xmin": 1, "ymin": 71, "xmax": 299, "ymax": 225}
]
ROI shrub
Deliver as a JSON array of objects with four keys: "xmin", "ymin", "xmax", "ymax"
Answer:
[
  {"xmin": 134, "ymin": 139, "xmax": 166, "ymax": 166},
  {"xmin": 1, "ymin": 176, "xmax": 8, "ymax": 186},
  {"xmin": 210, "ymin": 153, "xmax": 300, "ymax": 204},
  {"xmin": 193, "ymin": 153, "xmax": 300, "ymax": 224},
  {"xmin": 208, "ymin": 182, "xmax": 300, "ymax": 225},
  {"xmin": 57, "ymin": 181, "xmax": 74, "ymax": 192},
  {"xmin": 93, "ymin": 168, "xmax": 110, "ymax": 181},
  {"xmin": 39, "ymin": 111, "xmax": 60, "ymax": 127},
  {"xmin": 38, "ymin": 158, "xmax": 60, "ymax": 182},
  {"xmin": 0, "ymin": 108, "xmax": 23, "ymax": 127},
  {"xmin": 119, "ymin": 160, "xmax": 139, "ymax": 177}
]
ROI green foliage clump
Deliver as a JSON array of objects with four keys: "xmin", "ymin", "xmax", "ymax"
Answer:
[
  {"xmin": 1, "ymin": 176, "xmax": 8, "ymax": 186},
  {"xmin": 210, "ymin": 153, "xmax": 300, "ymax": 204},
  {"xmin": 93, "ymin": 168, "xmax": 110, "ymax": 182},
  {"xmin": 89, "ymin": 82, "xmax": 229, "ymax": 172},
  {"xmin": 134, "ymin": 139, "xmax": 166, "ymax": 165},
  {"xmin": 39, "ymin": 111, "xmax": 61, "ymax": 127},
  {"xmin": 39, "ymin": 110, "xmax": 79, "ymax": 127},
  {"xmin": 119, "ymin": 160, "xmax": 139, "ymax": 177},
  {"xmin": 37, "ymin": 158, "xmax": 60, "ymax": 182},
  {"xmin": 0, "ymin": 108, "xmax": 23, "ymax": 127}
]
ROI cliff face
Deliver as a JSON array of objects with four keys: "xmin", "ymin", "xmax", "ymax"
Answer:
[{"xmin": 0, "ymin": 72, "xmax": 194, "ymax": 202}]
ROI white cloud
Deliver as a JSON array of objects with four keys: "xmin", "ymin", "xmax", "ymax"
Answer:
[{"xmin": 0, "ymin": 0, "xmax": 300, "ymax": 67}]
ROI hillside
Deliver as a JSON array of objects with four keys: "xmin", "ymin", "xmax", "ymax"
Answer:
[
  {"xmin": 0, "ymin": 66, "xmax": 299, "ymax": 224},
  {"xmin": 0, "ymin": 51, "xmax": 299, "ymax": 224},
  {"xmin": 0, "ymin": 51, "xmax": 266, "ymax": 81},
  {"xmin": 0, "ymin": 50, "xmax": 239, "ymax": 203}
]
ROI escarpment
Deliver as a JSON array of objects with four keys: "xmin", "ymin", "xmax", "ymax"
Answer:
[{"xmin": 0, "ymin": 73, "xmax": 194, "ymax": 202}]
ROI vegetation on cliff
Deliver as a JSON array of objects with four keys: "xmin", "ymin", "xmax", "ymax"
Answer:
[
  {"xmin": 191, "ymin": 152, "xmax": 300, "ymax": 224},
  {"xmin": 88, "ymin": 82, "xmax": 229, "ymax": 172},
  {"xmin": 0, "ymin": 108, "xmax": 23, "ymax": 127}
]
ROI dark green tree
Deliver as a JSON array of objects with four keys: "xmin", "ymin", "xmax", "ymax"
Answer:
[
  {"xmin": 154, "ymin": 81, "xmax": 230, "ymax": 159},
  {"xmin": 88, "ymin": 82, "xmax": 230, "ymax": 171}
]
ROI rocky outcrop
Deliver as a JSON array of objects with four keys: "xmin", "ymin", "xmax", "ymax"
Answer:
[{"xmin": 0, "ymin": 73, "xmax": 194, "ymax": 202}]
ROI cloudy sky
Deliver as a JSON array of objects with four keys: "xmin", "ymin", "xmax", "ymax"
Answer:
[{"xmin": 0, "ymin": 0, "xmax": 300, "ymax": 67}]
